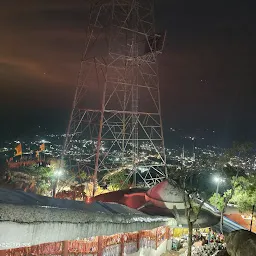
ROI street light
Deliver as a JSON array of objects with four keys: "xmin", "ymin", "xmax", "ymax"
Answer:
[
  {"xmin": 213, "ymin": 176, "xmax": 225, "ymax": 205},
  {"xmin": 54, "ymin": 169, "xmax": 63, "ymax": 177},
  {"xmin": 53, "ymin": 168, "xmax": 63, "ymax": 198}
]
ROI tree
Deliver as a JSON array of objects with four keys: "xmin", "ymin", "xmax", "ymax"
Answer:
[
  {"xmin": 169, "ymin": 166, "xmax": 213, "ymax": 256},
  {"xmin": 105, "ymin": 169, "xmax": 130, "ymax": 191},
  {"xmin": 232, "ymin": 175, "xmax": 256, "ymax": 213},
  {"xmin": 207, "ymin": 142, "xmax": 252, "ymax": 232},
  {"xmin": 20, "ymin": 165, "xmax": 54, "ymax": 195},
  {"xmin": 209, "ymin": 193, "xmax": 225, "ymax": 212},
  {"xmin": 230, "ymin": 175, "xmax": 256, "ymax": 231},
  {"xmin": 209, "ymin": 189, "xmax": 232, "ymax": 232},
  {"xmin": 168, "ymin": 142, "xmax": 252, "ymax": 255},
  {"xmin": 183, "ymin": 187, "xmax": 205, "ymax": 256}
]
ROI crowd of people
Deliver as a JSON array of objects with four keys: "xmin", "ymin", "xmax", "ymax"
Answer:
[
  {"xmin": 188, "ymin": 228, "xmax": 226, "ymax": 255},
  {"xmin": 171, "ymin": 228, "xmax": 226, "ymax": 255},
  {"xmin": 193, "ymin": 228, "xmax": 225, "ymax": 249}
]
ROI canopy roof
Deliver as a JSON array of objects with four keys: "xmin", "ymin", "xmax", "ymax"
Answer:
[
  {"xmin": 146, "ymin": 180, "xmax": 184, "ymax": 203},
  {"xmin": 0, "ymin": 188, "xmax": 170, "ymax": 249}
]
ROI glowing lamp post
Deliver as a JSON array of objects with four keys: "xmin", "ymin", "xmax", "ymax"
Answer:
[
  {"xmin": 55, "ymin": 169, "xmax": 63, "ymax": 177},
  {"xmin": 213, "ymin": 176, "xmax": 225, "ymax": 205},
  {"xmin": 52, "ymin": 169, "xmax": 63, "ymax": 198}
]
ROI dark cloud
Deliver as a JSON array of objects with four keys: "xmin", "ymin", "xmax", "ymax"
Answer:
[{"xmin": 0, "ymin": 1, "xmax": 88, "ymax": 88}]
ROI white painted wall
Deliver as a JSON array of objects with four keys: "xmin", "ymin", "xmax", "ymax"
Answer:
[
  {"xmin": 124, "ymin": 240, "xmax": 172, "ymax": 256},
  {"xmin": 0, "ymin": 221, "xmax": 169, "ymax": 250}
]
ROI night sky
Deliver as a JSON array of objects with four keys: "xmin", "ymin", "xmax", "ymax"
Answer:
[{"xmin": 0, "ymin": 0, "xmax": 255, "ymax": 146}]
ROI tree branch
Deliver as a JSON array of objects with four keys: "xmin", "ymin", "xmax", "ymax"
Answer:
[{"xmin": 192, "ymin": 199, "xmax": 205, "ymax": 224}]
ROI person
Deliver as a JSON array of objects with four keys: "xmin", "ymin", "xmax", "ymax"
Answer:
[
  {"xmin": 211, "ymin": 231, "xmax": 216, "ymax": 242},
  {"xmin": 207, "ymin": 228, "xmax": 212, "ymax": 242},
  {"xmin": 219, "ymin": 232, "xmax": 224, "ymax": 242},
  {"xmin": 193, "ymin": 239, "xmax": 202, "ymax": 247},
  {"xmin": 201, "ymin": 237, "xmax": 206, "ymax": 246}
]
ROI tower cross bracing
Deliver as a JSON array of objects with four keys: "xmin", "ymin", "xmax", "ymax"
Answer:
[{"xmin": 63, "ymin": 0, "xmax": 167, "ymax": 195}]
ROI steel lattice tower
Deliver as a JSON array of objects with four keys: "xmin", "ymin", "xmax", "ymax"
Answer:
[{"xmin": 63, "ymin": 0, "xmax": 167, "ymax": 196}]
